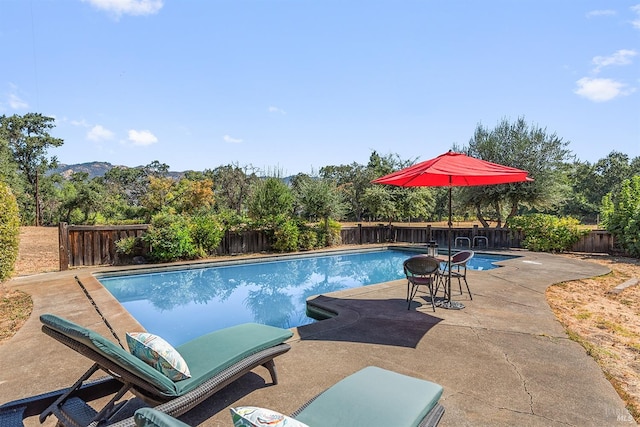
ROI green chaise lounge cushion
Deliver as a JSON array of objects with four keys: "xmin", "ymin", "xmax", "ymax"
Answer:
[
  {"xmin": 293, "ymin": 366, "xmax": 443, "ymax": 427},
  {"xmin": 172, "ymin": 323, "xmax": 293, "ymax": 395},
  {"xmin": 40, "ymin": 314, "xmax": 293, "ymax": 398},
  {"xmin": 134, "ymin": 408, "xmax": 191, "ymax": 427}
]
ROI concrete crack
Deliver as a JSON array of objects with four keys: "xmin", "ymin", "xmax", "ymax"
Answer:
[{"xmin": 503, "ymin": 351, "xmax": 535, "ymax": 415}]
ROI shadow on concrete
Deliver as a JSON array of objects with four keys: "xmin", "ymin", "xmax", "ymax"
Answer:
[
  {"xmin": 296, "ymin": 295, "xmax": 443, "ymax": 348},
  {"xmin": 178, "ymin": 373, "xmax": 274, "ymax": 425}
]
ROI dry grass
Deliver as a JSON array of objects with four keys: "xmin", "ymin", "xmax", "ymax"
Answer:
[
  {"xmin": 548, "ymin": 254, "xmax": 640, "ymax": 421},
  {"xmin": 0, "ymin": 289, "xmax": 32, "ymax": 343},
  {"xmin": 0, "ymin": 226, "xmax": 638, "ymax": 421}
]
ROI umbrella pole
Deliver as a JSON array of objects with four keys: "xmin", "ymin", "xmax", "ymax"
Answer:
[
  {"xmin": 439, "ymin": 181, "xmax": 464, "ymax": 310},
  {"xmin": 448, "ymin": 184, "xmax": 452, "ymax": 301}
]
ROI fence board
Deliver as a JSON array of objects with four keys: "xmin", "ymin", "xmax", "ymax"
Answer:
[{"xmin": 58, "ymin": 222, "xmax": 615, "ymax": 270}]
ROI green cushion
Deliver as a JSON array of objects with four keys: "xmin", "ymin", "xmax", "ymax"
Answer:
[
  {"xmin": 173, "ymin": 323, "xmax": 293, "ymax": 395},
  {"xmin": 294, "ymin": 366, "xmax": 443, "ymax": 427},
  {"xmin": 134, "ymin": 408, "xmax": 190, "ymax": 427},
  {"xmin": 41, "ymin": 315, "xmax": 293, "ymax": 398},
  {"xmin": 40, "ymin": 314, "xmax": 177, "ymax": 395}
]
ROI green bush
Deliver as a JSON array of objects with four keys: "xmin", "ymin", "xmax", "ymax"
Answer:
[
  {"xmin": 298, "ymin": 225, "xmax": 319, "ymax": 251},
  {"xmin": 189, "ymin": 214, "xmax": 224, "ymax": 257},
  {"xmin": 601, "ymin": 175, "xmax": 640, "ymax": 256},
  {"xmin": 272, "ymin": 219, "xmax": 300, "ymax": 252},
  {"xmin": 508, "ymin": 214, "xmax": 588, "ymax": 253},
  {"xmin": 115, "ymin": 236, "xmax": 138, "ymax": 256},
  {"xmin": 317, "ymin": 219, "xmax": 342, "ymax": 247},
  {"xmin": 143, "ymin": 212, "xmax": 196, "ymax": 262},
  {"xmin": 0, "ymin": 182, "xmax": 20, "ymax": 281}
]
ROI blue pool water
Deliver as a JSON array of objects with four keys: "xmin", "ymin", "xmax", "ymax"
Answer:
[{"xmin": 98, "ymin": 249, "xmax": 515, "ymax": 345}]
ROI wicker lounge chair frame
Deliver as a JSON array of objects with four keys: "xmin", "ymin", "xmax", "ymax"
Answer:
[{"xmin": 37, "ymin": 316, "xmax": 292, "ymax": 427}]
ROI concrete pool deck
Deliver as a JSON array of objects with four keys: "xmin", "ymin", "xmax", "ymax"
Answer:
[{"xmin": 0, "ymin": 248, "xmax": 636, "ymax": 426}]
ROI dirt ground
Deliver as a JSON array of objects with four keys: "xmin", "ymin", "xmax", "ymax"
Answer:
[{"xmin": 2, "ymin": 226, "xmax": 639, "ymax": 420}]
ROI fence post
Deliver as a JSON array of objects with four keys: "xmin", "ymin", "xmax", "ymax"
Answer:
[{"xmin": 58, "ymin": 222, "xmax": 69, "ymax": 271}]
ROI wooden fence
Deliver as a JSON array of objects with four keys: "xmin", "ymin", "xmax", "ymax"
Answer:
[
  {"xmin": 58, "ymin": 223, "xmax": 149, "ymax": 270},
  {"xmin": 58, "ymin": 223, "xmax": 616, "ymax": 270}
]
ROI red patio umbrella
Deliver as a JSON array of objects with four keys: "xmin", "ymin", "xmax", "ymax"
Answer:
[{"xmin": 372, "ymin": 150, "xmax": 532, "ymax": 309}]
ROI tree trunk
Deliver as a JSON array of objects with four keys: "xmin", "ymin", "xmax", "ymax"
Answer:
[
  {"xmin": 493, "ymin": 201, "xmax": 502, "ymax": 228},
  {"xmin": 35, "ymin": 173, "xmax": 40, "ymax": 226},
  {"xmin": 505, "ymin": 201, "xmax": 519, "ymax": 224},
  {"xmin": 475, "ymin": 203, "xmax": 490, "ymax": 228}
]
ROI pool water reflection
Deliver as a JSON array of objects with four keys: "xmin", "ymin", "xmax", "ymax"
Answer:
[{"xmin": 98, "ymin": 249, "xmax": 515, "ymax": 345}]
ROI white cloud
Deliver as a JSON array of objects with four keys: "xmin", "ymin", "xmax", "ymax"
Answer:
[
  {"xmin": 128, "ymin": 129, "xmax": 158, "ymax": 146},
  {"xmin": 586, "ymin": 9, "xmax": 616, "ymax": 18},
  {"xmin": 632, "ymin": 4, "xmax": 640, "ymax": 29},
  {"xmin": 87, "ymin": 125, "xmax": 115, "ymax": 142},
  {"xmin": 592, "ymin": 49, "xmax": 637, "ymax": 73},
  {"xmin": 70, "ymin": 119, "xmax": 90, "ymax": 127},
  {"xmin": 8, "ymin": 93, "xmax": 28, "ymax": 110},
  {"xmin": 268, "ymin": 106, "xmax": 287, "ymax": 115},
  {"xmin": 223, "ymin": 134, "xmax": 243, "ymax": 144},
  {"xmin": 574, "ymin": 77, "xmax": 635, "ymax": 102},
  {"xmin": 82, "ymin": 0, "xmax": 163, "ymax": 18}
]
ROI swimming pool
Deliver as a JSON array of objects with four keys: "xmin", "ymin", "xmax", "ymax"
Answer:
[{"xmin": 98, "ymin": 249, "xmax": 516, "ymax": 345}]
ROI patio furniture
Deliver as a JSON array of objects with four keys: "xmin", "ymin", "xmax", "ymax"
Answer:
[
  {"xmin": 225, "ymin": 366, "xmax": 444, "ymax": 427},
  {"xmin": 404, "ymin": 255, "xmax": 442, "ymax": 311},
  {"xmin": 133, "ymin": 407, "xmax": 190, "ymax": 427},
  {"xmin": 37, "ymin": 314, "xmax": 293, "ymax": 427},
  {"xmin": 449, "ymin": 250, "xmax": 474, "ymax": 299}
]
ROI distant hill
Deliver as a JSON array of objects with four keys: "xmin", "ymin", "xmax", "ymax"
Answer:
[
  {"xmin": 52, "ymin": 162, "xmax": 185, "ymax": 180},
  {"xmin": 51, "ymin": 161, "xmax": 297, "ymax": 182}
]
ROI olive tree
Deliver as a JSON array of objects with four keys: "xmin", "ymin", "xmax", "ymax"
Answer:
[{"xmin": 464, "ymin": 116, "xmax": 573, "ymax": 227}]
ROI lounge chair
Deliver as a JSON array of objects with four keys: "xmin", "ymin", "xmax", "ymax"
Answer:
[
  {"xmin": 35, "ymin": 314, "xmax": 293, "ymax": 427},
  {"xmin": 132, "ymin": 366, "xmax": 444, "ymax": 427},
  {"xmin": 288, "ymin": 366, "xmax": 444, "ymax": 426}
]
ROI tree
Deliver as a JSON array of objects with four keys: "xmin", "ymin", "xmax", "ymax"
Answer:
[
  {"xmin": 295, "ymin": 177, "xmax": 347, "ymax": 245},
  {"xmin": 360, "ymin": 185, "xmax": 397, "ymax": 224},
  {"xmin": 57, "ymin": 172, "xmax": 105, "ymax": 224},
  {"xmin": 0, "ymin": 113, "xmax": 63, "ymax": 225},
  {"xmin": 247, "ymin": 177, "xmax": 294, "ymax": 224},
  {"xmin": 208, "ymin": 164, "xmax": 258, "ymax": 215},
  {"xmin": 397, "ymin": 187, "xmax": 434, "ymax": 222},
  {"xmin": 601, "ymin": 175, "xmax": 640, "ymax": 256},
  {"xmin": 175, "ymin": 177, "xmax": 215, "ymax": 214},
  {"xmin": 101, "ymin": 165, "xmax": 148, "ymax": 207},
  {"xmin": 465, "ymin": 117, "xmax": 572, "ymax": 227},
  {"xmin": 141, "ymin": 176, "xmax": 177, "ymax": 219},
  {"xmin": 320, "ymin": 162, "xmax": 374, "ymax": 221}
]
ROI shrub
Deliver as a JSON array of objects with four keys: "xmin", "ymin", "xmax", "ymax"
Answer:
[
  {"xmin": 508, "ymin": 214, "xmax": 588, "ymax": 253},
  {"xmin": 0, "ymin": 183, "xmax": 20, "ymax": 281},
  {"xmin": 601, "ymin": 176, "xmax": 640, "ymax": 257},
  {"xmin": 115, "ymin": 236, "xmax": 138, "ymax": 256},
  {"xmin": 317, "ymin": 219, "xmax": 342, "ymax": 247},
  {"xmin": 114, "ymin": 235, "xmax": 146, "ymax": 265},
  {"xmin": 298, "ymin": 225, "xmax": 319, "ymax": 251},
  {"xmin": 272, "ymin": 219, "xmax": 300, "ymax": 252},
  {"xmin": 189, "ymin": 214, "xmax": 224, "ymax": 257},
  {"xmin": 143, "ymin": 212, "xmax": 196, "ymax": 262}
]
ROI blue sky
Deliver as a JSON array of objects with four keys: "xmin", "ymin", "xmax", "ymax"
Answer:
[{"xmin": 2, "ymin": 1, "xmax": 639, "ymax": 175}]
